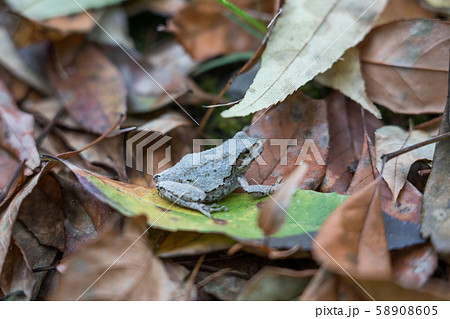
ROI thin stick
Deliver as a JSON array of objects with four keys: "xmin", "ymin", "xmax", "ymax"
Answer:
[{"xmin": 381, "ymin": 131, "xmax": 450, "ymax": 164}]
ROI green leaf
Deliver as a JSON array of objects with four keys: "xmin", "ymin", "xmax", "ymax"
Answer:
[
  {"xmin": 53, "ymin": 159, "xmax": 348, "ymax": 241},
  {"xmin": 5, "ymin": 0, "xmax": 127, "ymax": 21},
  {"xmin": 221, "ymin": 0, "xmax": 388, "ymax": 118}
]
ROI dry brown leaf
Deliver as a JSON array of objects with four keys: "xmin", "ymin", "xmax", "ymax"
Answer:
[
  {"xmin": 246, "ymin": 91, "xmax": 329, "ymax": 189},
  {"xmin": 258, "ymin": 164, "xmax": 308, "ymax": 236},
  {"xmin": 392, "ymin": 243, "xmax": 438, "ymax": 289},
  {"xmin": 300, "ymin": 267, "xmax": 338, "ymax": 301},
  {"xmin": 348, "ymin": 134, "xmax": 423, "ymax": 225},
  {"xmin": 167, "ymin": 0, "xmax": 271, "ymax": 62},
  {"xmin": 0, "ymin": 79, "xmax": 40, "ymax": 170},
  {"xmin": 0, "ymin": 239, "xmax": 35, "ymax": 300},
  {"xmin": 313, "ymin": 179, "xmax": 392, "ymax": 280},
  {"xmin": 320, "ymin": 92, "xmax": 382, "ymax": 194},
  {"xmin": 47, "ymin": 43, "xmax": 126, "ymax": 135},
  {"xmin": 12, "ymin": 12, "xmax": 99, "ymax": 47},
  {"xmin": 50, "ymin": 217, "xmax": 183, "ymax": 300},
  {"xmin": 360, "ymin": 19, "xmax": 450, "ymax": 114},
  {"xmin": 376, "ymin": 0, "xmax": 438, "ymax": 26}
]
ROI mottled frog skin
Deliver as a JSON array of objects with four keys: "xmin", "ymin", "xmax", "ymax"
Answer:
[{"xmin": 153, "ymin": 131, "xmax": 280, "ymax": 217}]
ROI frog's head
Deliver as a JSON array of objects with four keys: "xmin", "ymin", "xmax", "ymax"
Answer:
[{"xmin": 232, "ymin": 131, "xmax": 264, "ymax": 174}]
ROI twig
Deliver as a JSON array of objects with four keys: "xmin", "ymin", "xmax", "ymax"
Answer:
[{"xmin": 381, "ymin": 132, "xmax": 450, "ymax": 164}]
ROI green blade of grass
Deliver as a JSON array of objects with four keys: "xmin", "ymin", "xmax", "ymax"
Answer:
[{"xmin": 215, "ymin": 0, "xmax": 267, "ymax": 34}]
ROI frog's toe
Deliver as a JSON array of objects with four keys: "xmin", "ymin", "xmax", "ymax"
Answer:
[{"xmin": 209, "ymin": 204, "xmax": 228, "ymax": 212}]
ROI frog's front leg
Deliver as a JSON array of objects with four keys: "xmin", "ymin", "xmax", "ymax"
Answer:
[
  {"xmin": 237, "ymin": 176, "xmax": 281, "ymax": 198},
  {"xmin": 156, "ymin": 181, "xmax": 227, "ymax": 218}
]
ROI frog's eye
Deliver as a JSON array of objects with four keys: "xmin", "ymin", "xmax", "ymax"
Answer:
[{"xmin": 243, "ymin": 149, "xmax": 250, "ymax": 154}]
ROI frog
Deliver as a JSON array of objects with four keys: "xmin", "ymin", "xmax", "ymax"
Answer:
[{"xmin": 153, "ymin": 131, "xmax": 281, "ymax": 218}]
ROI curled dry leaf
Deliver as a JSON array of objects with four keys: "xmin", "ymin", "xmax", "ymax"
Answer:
[
  {"xmin": 222, "ymin": 0, "xmax": 388, "ymax": 118},
  {"xmin": 50, "ymin": 217, "xmax": 183, "ymax": 301},
  {"xmin": 360, "ymin": 19, "xmax": 450, "ymax": 114},
  {"xmin": 166, "ymin": 0, "xmax": 270, "ymax": 62},
  {"xmin": 312, "ymin": 179, "xmax": 392, "ymax": 280},
  {"xmin": 0, "ymin": 79, "xmax": 40, "ymax": 170},
  {"xmin": 258, "ymin": 164, "xmax": 308, "ymax": 236},
  {"xmin": 375, "ymin": 125, "xmax": 435, "ymax": 201},
  {"xmin": 421, "ymin": 85, "xmax": 450, "ymax": 258},
  {"xmin": 246, "ymin": 91, "xmax": 329, "ymax": 190},
  {"xmin": 47, "ymin": 43, "xmax": 126, "ymax": 135}
]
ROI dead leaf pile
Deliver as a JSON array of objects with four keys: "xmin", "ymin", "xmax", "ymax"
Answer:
[{"xmin": 0, "ymin": 0, "xmax": 449, "ymax": 301}]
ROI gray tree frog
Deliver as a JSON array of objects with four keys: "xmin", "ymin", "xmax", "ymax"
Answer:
[{"xmin": 153, "ymin": 131, "xmax": 280, "ymax": 217}]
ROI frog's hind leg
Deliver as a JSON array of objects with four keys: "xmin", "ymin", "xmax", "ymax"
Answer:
[
  {"xmin": 156, "ymin": 181, "xmax": 227, "ymax": 218},
  {"xmin": 237, "ymin": 176, "xmax": 282, "ymax": 198}
]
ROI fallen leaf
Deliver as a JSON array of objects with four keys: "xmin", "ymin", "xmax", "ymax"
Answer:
[
  {"xmin": 246, "ymin": 91, "xmax": 329, "ymax": 189},
  {"xmin": 200, "ymin": 271, "xmax": 246, "ymax": 301},
  {"xmin": 392, "ymin": 243, "xmax": 438, "ymax": 289},
  {"xmin": 136, "ymin": 112, "xmax": 192, "ymax": 134},
  {"xmin": 312, "ymin": 179, "xmax": 392, "ymax": 280},
  {"xmin": 360, "ymin": 19, "xmax": 450, "ymax": 114},
  {"xmin": 316, "ymin": 48, "xmax": 380, "ymax": 118},
  {"xmin": 166, "ymin": 0, "xmax": 270, "ymax": 62},
  {"xmin": 50, "ymin": 217, "xmax": 183, "ymax": 300},
  {"xmin": 0, "ymin": 240, "xmax": 35, "ymax": 300},
  {"xmin": 0, "ymin": 79, "xmax": 40, "ymax": 170},
  {"xmin": 221, "ymin": 0, "xmax": 388, "ymax": 118},
  {"xmin": 0, "ymin": 169, "xmax": 46, "ymax": 276},
  {"xmin": 17, "ymin": 175, "xmax": 65, "ymax": 251},
  {"xmin": 46, "ymin": 157, "xmax": 348, "ymax": 244},
  {"xmin": 420, "ymin": 0, "xmax": 450, "ymax": 15},
  {"xmin": 0, "ymin": 27, "xmax": 50, "ymax": 94},
  {"xmin": 376, "ymin": 0, "xmax": 437, "ymax": 26},
  {"xmin": 421, "ymin": 85, "xmax": 450, "ymax": 258},
  {"xmin": 258, "ymin": 164, "xmax": 309, "ymax": 236},
  {"xmin": 320, "ymin": 92, "xmax": 382, "ymax": 194},
  {"xmin": 300, "ymin": 267, "xmax": 338, "ymax": 301},
  {"xmin": 238, "ymin": 267, "xmax": 315, "ymax": 300},
  {"xmin": 47, "ymin": 43, "xmax": 126, "ymax": 135},
  {"xmin": 157, "ymin": 232, "xmax": 236, "ymax": 258},
  {"xmin": 375, "ymin": 125, "xmax": 435, "ymax": 201},
  {"xmin": 5, "ymin": 0, "xmax": 126, "ymax": 21},
  {"xmin": 0, "ymin": 149, "xmax": 20, "ymax": 190}
]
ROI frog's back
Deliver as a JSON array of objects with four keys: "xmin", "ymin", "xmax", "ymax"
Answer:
[{"xmin": 155, "ymin": 147, "xmax": 234, "ymax": 194}]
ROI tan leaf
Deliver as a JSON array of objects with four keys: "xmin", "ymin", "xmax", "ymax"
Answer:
[
  {"xmin": 375, "ymin": 125, "xmax": 435, "ymax": 201},
  {"xmin": 316, "ymin": 48, "xmax": 380, "ymax": 118},
  {"xmin": 360, "ymin": 19, "xmax": 450, "ymax": 114}
]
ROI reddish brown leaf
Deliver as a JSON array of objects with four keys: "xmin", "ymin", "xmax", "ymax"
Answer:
[
  {"xmin": 246, "ymin": 91, "xmax": 329, "ymax": 190},
  {"xmin": 313, "ymin": 179, "xmax": 392, "ymax": 280},
  {"xmin": 360, "ymin": 19, "xmax": 450, "ymax": 114},
  {"xmin": 47, "ymin": 44, "xmax": 126, "ymax": 135},
  {"xmin": 0, "ymin": 79, "xmax": 40, "ymax": 170},
  {"xmin": 392, "ymin": 244, "xmax": 438, "ymax": 289},
  {"xmin": 320, "ymin": 92, "xmax": 382, "ymax": 194},
  {"xmin": 167, "ymin": 0, "xmax": 271, "ymax": 62},
  {"xmin": 376, "ymin": 0, "xmax": 438, "ymax": 26}
]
